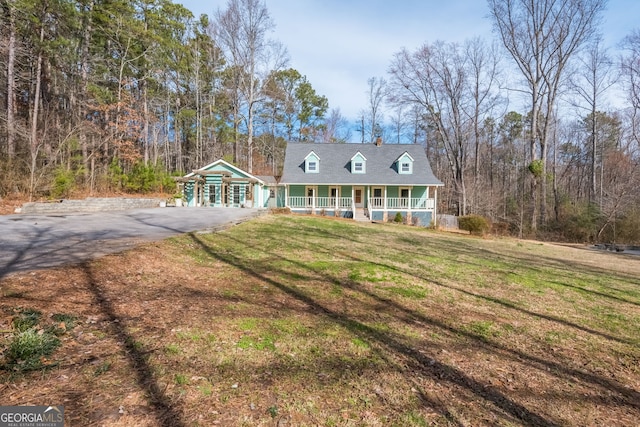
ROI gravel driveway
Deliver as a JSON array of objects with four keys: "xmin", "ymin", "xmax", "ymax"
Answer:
[{"xmin": 0, "ymin": 207, "xmax": 264, "ymax": 277}]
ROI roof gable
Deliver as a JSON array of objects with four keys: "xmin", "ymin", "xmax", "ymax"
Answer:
[
  {"xmin": 351, "ymin": 151, "xmax": 367, "ymax": 161},
  {"xmin": 396, "ymin": 151, "xmax": 414, "ymax": 163},
  {"xmin": 185, "ymin": 159, "xmax": 264, "ymax": 183}
]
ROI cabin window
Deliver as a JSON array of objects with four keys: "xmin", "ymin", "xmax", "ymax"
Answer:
[
  {"xmin": 233, "ymin": 185, "xmax": 241, "ymax": 205},
  {"xmin": 208, "ymin": 184, "xmax": 216, "ymax": 204}
]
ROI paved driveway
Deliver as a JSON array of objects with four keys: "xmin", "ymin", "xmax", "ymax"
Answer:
[{"xmin": 0, "ymin": 207, "xmax": 263, "ymax": 277}]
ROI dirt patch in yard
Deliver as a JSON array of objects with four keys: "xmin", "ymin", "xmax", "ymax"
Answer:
[{"xmin": 0, "ymin": 215, "xmax": 639, "ymax": 426}]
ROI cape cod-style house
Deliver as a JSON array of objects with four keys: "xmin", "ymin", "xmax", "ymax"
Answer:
[{"xmin": 279, "ymin": 142, "xmax": 443, "ymax": 226}]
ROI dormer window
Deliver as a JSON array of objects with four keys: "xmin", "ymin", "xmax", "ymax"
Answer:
[
  {"xmin": 396, "ymin": 152, "xmax": 414, "ymax": 174},
  {"xmin": 351, "ymin": 151, "xmax": 367, "ymax": 174},
  {"xmin": 304, "ymin": 151, "xmax": 320, "ymax": 173}
]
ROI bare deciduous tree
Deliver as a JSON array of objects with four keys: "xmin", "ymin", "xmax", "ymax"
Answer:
[
  {"xmin": 488, "ymin": 0, "xmax": 607, "ymax": 230},
  {"xmin": 621, "ymin": 30, "xmax": 640, "ymax": 146},
  {"xmin": 365, "ymin": 76, "xmax": 387, "ymax": 143},
  {"xmin": 570, "ymin": 38, "xmax": 617, "ymax": 205},
  {"xmin": 389, "ymin": 40, "xmax": 500, "ymax": 216},
  {"xmin": 215, "ymin": 0, "xmax": 287, "ymax": 173},
  {"xmin": 3, "ymin": 0, "xmax": 17, "ymax": 161},
  {"xmin": 322, "ymin": 108, "xmax": 351, "ymax": 143}
]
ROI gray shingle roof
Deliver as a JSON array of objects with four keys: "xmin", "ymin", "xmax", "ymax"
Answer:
[{"xmin": 280, "ymin": 143, "xmax": 443, "ymax": 186}]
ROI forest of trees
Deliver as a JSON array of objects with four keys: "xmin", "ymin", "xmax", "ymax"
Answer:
[{"xmin": 1, "ymin": 0, "xmax": 639, "ymax": 243}]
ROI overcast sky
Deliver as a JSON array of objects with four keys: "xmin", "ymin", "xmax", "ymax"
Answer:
[{"xmin": 181, "ymin": 0, "xmax": 640, "ymax": 124}]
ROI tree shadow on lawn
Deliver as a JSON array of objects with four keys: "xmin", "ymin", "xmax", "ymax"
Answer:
[
  {"xmin": 191, "ymin": 223, "xmax": 640, "ymax": 424},
  {"xmin": 395, "ymin": 233, "xmax": 640, "ymax": 310},
  {"xmin": 279, "ymin": 226, "xmax": 639, "ymax": 347},
  {"xmin": 186, "ymin": 232, "xmax": 564, "ymax": 426},
  {"xmin": 420, "ymin": 235, "xmax": 640, "ymax": 293},
  {"xmin": 79, "ymin": 263, "xmax": 187, "ymax": 427}
]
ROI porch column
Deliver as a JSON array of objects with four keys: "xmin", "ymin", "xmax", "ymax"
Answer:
[
  {"xmin": 285, "ymin": 186, "xmax": 288, "ymax": 208},
  {"xmin": 256, "ymin": 183, "xmax": 261, "ymax": 208},
  {"xmin": 433, "ymin": 186, "xmax": 438, "ymax": 227},
  {"xmin": 384, "ymin": 187, "xmax": 388, "ymax": 210},
  {"xmin": 351, "ymin": 187, "xmax": 355, "ymax": 213}
]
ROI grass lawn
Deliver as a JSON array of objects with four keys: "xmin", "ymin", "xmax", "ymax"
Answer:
[{"xmin": 1, "ymin": 214, "xmax": 639, "ymax": 426}]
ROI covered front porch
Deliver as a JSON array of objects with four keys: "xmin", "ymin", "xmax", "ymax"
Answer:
[{"xmin": 285, "ymin": 185, "xmax": 438, "ymax": 225}]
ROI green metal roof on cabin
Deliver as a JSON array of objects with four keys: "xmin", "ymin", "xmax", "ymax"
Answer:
[{"xmin": 280, "ymin": 143, "xmax": 443, "ymax": 186}]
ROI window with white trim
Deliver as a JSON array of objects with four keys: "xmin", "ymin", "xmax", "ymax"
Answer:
[
  {"xmin": 208, "ymin": 184, "xmax": 216, "ymax": 204},
  {"xmin": 233, "ymin": 185, "xmax": 241, "ymax": 205},
  {"xmin": 305, "ymin": 151, "xmax": 320, "ymax": 173},
  {"xmin": 397, "ymin": 152, "xmax": 414, "ymax": 174},
  {"xmin": 351, "ymin": 152, "xmax": 367, "ymax": 174}
]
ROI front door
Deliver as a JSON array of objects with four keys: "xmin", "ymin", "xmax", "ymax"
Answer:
[{"xmin": 354, "ymin": 187, "xmax": 364, "ymax": 208}]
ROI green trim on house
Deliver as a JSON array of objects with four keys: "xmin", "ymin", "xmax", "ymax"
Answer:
[{"xmin": 180, "ymin": 159, "xmax": 273, "ymax": 208}]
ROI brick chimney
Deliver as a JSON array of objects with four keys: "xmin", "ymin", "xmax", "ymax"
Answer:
[{"xmin": 375, "ymin": 137, "xmax": 383, "ymax": 147}]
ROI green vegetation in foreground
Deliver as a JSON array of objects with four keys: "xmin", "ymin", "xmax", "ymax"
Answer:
[
  {"xmin": 4, "ymin": 215, "xmax": 639, "ymax": 426},
  {"xmin": 1, "ymin": 308, "xmax": 77, "ymax": 373},
  {"xmin": 158, "ymin": 215, "xmax": 640, "ymax": 425}
]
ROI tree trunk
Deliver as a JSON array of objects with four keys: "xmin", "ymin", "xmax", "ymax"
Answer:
[
  {"xmin": 591, "ymin": 105, "xmax": 597, "ymax": 204},
  {"xmin": 80, "ymin": 1, "xmax": 94, "ymax": 183},
  {"xmin": 29, "ymin": 25, "xmax": 45, "ymax": 201},
  {"xmin": 5, "ymin": 0, "xmax": 17, "ymax": 160},
  {"xmin": 530, "ymin": 90, "xmax": 540, "ymax": 232},
  {"xmin": 247, "ymin": 101, "xmax": 254, "ymax": 173}
]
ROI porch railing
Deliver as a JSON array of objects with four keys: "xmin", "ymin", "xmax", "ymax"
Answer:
[
  {"xmin": 370, "ymin": 197, "xmax": 435, "ymax": 210},
  {"xmin": 288, "ymin": 196, "xmax": 352, "ymax": 209},
  {"xmin": 288, "ymin": 196, "xmax": 435, "ymax": 210}
]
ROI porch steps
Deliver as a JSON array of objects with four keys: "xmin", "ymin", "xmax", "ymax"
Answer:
[{"xmin": 353, "ymin": 208, "xmax": 370, "ymax": 222}]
